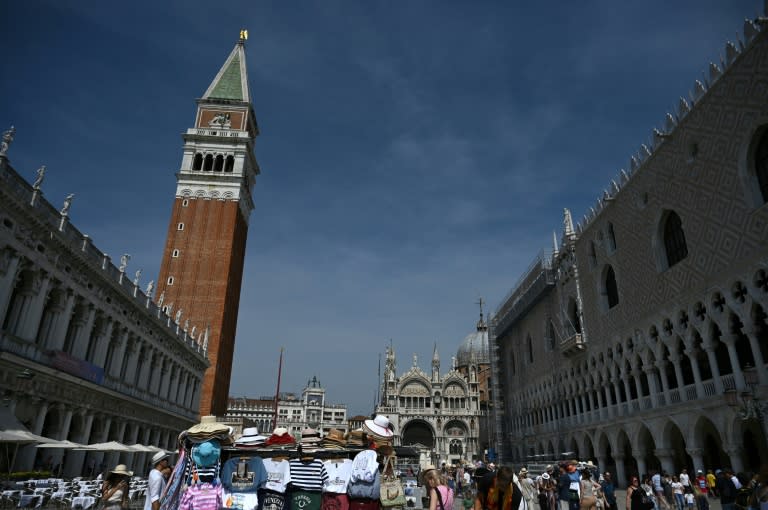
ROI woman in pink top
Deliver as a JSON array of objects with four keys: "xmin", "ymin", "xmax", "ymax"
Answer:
[{"xmin": 423, "ymin": 466, "xmax": 454, "ymax": 510}]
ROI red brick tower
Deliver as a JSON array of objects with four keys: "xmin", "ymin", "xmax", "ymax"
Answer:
[{"xmin": 156, "ymin": 33, "xmax": 259, "ymax": 416}]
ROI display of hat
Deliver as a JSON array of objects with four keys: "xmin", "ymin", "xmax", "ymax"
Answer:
[
  {"xmin": 300, "ymin": 427, "xmax": 321, "ymax": 443},
  {"xmin": 347, "ymin": 428, "xmax": 365, "ymax": 446},
  {"xmin": 586, "ymin": 461, "xmax": 595, "ymax": 467},
  {"xmin": 546, "ymin": 465, "xmax": 553, "ymax": 471},
  {"xmin": 363, "ymin": 415, "xmax": 394, "ymax": 438},
  {"xmin": 188, "ymin": 415, "xmax": 232, "ymax": 435},
  {"xmin": 542, "ymin": 473, "xmax": 550, "ymax": 480},
  {"xmin": 519, "ymin": 468, "xmax": 529, "ymax": 474},
  {"xmin": 235, "ymin": 427, "xmax": 267, "ymax": 445},
  {"xmin": 111, "ymin": 464, "xmax": 134, "ymax": 477},
  {"xmin": 192, "ymin": 439, "xmax": 221, "ymax": 468},
  {"xmin": 151, "ymin": 451, "xmax": 170, "ymax": 465},
  {"xmin": 321, "ymin": 428, "xmax": 347, "ymax": 448},
  {"xmin": 265, "ymin": 427, "xmax": 295, "ymax": 446}
]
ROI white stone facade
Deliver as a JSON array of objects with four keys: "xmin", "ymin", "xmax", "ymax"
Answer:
[
  {"xmin": 489, "ymin": 16, "xmax": 768, "ymax": 484},
  {"xmin": 377, "ymin": 345, "xmax": 485, "ymax": 467},
  {"xmin": 0, "ymin": 153, "xmax": 209, "ymax": 476},
  {"xmin": 225, "ymin": 377, "xmax": 348, "ymax": 437}
]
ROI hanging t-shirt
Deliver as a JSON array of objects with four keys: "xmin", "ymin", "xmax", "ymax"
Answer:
[
  {"xmin": 259, "ymin": 490, "xmax": 286, "ymax": 510},
  {"xmin": 262, "ymin": 459, "xmax": 292, "ymax": 493},
  {"xmin": 179, "ymin": 482, "xmax": 223, "ymax": 510},
  {"xmin": 350, "ymin": 450, "xmax": 378, "ymax": 483},
  {"xmin": 322, "ymin": 493, "xmax": 350, "ymax": 510},
  {"xmin": 323, "ymin": 460, "xmax": 353, "ymax": 494},
  {"xmin": 291, "ymin": 490, "xmax": 322, "ymax": 510},
  {"xmin": 222, "ymin": 457, "xmax": 268, "ymax": 494},
  {"xmin": 224, "ymin": 490, "xmax": 260, "ymax": 510},
  {"xmin": 348, "ymin": 469, "xmax": 380, "ymax": 500},
  {"xmin": 289, "ymin": 459, "xmax": 329, "ymax": 491}
]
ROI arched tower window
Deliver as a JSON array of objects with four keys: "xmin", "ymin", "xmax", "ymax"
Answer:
[
  {"xmin": 604, "ymin": 265, "xmax": 619, "ymax": 309},
  {"xmin": 203, "ymin": 154, "xmax": 213, "ymax": 171},
  {"xmin": 225, "ymin": 155, "xmax": 235, "ymax": 172},
  {"xmin": 607, "ymin": 222, "xmax": 617, "ymax": 251},
  {"xmin": 526, "ymin": 334, "xmax": 533, "ymax": 364},
  {"xmin": 662, "ymin": 211, "xmax": 688, "ymax": 268},
  {"xmin": 192, "ymin": 153, "xmax": 203, "ymax": 170},
  {"xmin": 588, "ymin": 241, "xmax": 597, "ymax": 267},
  {"xmin": 547, "ymin": 320, "xmax": 556, "ymax": 351},
  {"xmin": 755, "ymin": 127, "xmax": 768, "ymax": 203},
  {"xmin": 214, "ymin": 155, "xmax": 224, "ymax": 172},
  {"xmin": 567, "ymin": 297, "xmax": 582, "ymax": 334}
]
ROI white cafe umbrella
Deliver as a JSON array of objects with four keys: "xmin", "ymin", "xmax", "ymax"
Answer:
[
  {"xmin": 127, "ymin": 444, "xmax": 156, "ymax": 452},
  {"xmin": 76, "ymin": 441, "xmax": 131, "ymax": 452},
  {"xmin": 36, "ymin": 440, "xmax": 84, "ymax": 449}
]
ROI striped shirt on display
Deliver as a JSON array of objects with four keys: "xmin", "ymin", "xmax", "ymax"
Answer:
[{"xmin": 289, "ymin": 459, "xmax": 329, "ymax": 491}]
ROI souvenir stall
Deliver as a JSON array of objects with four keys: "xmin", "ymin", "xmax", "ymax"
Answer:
[{"xmin": 160, "ymin": 415, "xmax": 405, "ymax": 510}]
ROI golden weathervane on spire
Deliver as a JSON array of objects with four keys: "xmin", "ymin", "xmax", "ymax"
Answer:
[{"xmin": 239, "ymin": 29, "xmax": 249, "ymax": 42}]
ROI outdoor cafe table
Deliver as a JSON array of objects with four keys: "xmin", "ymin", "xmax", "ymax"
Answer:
[{"xmin": 71, "ymin": 496, "xmax": 96, "ymax": 509}]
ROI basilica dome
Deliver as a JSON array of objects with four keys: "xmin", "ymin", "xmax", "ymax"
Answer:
[{"xmin": 456, "ymin": 314, "xmax": 490, "ymax": 367}]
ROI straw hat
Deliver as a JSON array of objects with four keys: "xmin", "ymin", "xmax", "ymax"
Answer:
[
  {"xmin": 111, "ymin": 464, "xmax": 133, "ymax": 477},
  {"xmin": 420, "ymin": 465, "xmax": 439, "ymax": 483},
  {"xmin": 188, "ymin": 415, "xmax": 231, "ymax": 435},
  {"xmin": 363, "ymin": 415, "xmax": 393, "ymax": 438}
]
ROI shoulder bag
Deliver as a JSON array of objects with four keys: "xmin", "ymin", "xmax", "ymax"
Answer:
[{"xmin": 380, "ymin": 456, "xmax": 406, "ymax": 507}]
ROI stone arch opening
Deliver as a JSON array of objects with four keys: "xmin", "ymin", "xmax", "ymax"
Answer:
[
  {"xmin": 710, "ymin": 322, "xmax": 733, "ymax": 379},
  {"xmin": 692, "ymin": 415, "xmax": 728, "ymax": 471},
  {"xmin": 661, "ymin": 419, "xmax": 692, "ymax": 473},
  {"xmin": 617, "ymin": 429, "xmax": 637, "ymax": 480},
  {"xmin": 401, "ymin": 419, "xmax": 435, "ymax": 448},
  {"xmin": 637, "ymin": 425, "xmax": 660, "ymax": 472}
]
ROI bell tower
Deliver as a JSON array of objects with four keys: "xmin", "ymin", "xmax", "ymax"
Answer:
[{"xmin": 156, "ymin": 32, "xmax": 260, "ymax": 416}]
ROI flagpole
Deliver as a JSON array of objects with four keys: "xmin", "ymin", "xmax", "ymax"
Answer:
[{"xmin": 272, "ymin": 347, "xmax": 284, "ymax": 431}]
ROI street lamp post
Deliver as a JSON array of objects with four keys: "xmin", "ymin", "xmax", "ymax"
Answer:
[{"xmin": 724, "ymin": 365, "xmax": 768, "ymax": 443}]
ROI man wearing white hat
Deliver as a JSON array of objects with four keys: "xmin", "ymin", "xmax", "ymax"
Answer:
[{"xmin": 144, "ymin": 451, "xmax": 170, "ymax": 510}]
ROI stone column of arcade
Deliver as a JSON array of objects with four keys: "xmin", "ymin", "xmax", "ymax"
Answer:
[
  {"xmin": 723, "ymin": 445, "xmax": 745, "ymax": 474},
  {"xmin": 631, "ymin": 450, "xmax": 647, "ymax": 483},
  {"xmin": 653, "ymin": 449, "xmax": 675, "ymax": 478},
  {"xmin": 64, "ymin": 413, "xmax": 95, "ymax": 477},
  {"xmin": 613, "ymin": 454, "xmax": 627, "ymax": 488},
  {"xmin": 686, "ymin": 448, "xmax": 705, "ymax": 476}
]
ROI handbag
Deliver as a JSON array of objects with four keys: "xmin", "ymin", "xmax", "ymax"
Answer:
[{"xmin": 380, "ymin": 456, "xmax": 406, "ymax": 507}]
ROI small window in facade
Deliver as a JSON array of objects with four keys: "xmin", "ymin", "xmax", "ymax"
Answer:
[
  {"xmin": 526, "ymin": 335, "xmax": 533, "ymax": 364},
  {"xmin": 588, "ymin": 241, "xmax": 597, "ymax": 267},
  {"xmin": 192, "ymin": 153, "xmax": 203, "ymax": 170},
  {"xmin": 607, "ymin": 222, "xmax": 617, "ymax": 251},
  {"xmin": 172, "ymin": 249, "xmax": 180, "ymax": 258},
  {"xmin": 167, "ymin": 276, "xmax": 174, "ymax": 285},
  {"xmin": 225, "ymin": 155, "xmax": 235, "ymax": 172},
  {"xmin": 663, "ymin": 211, "xmax": 688, "ymax": 267},
  {"xmin": 755, "ymin": 128, "xmax": 768, "ymax": 203},
  {"xmin": 605, "ymin": 265, "xmax": 619, "ymax": 309},
  {"xmin": 214, "ymin": 154, "xmax": 224, "ymax": 172},
  {"xmin": 182, "ymin": 199, "xmax": 189, "ymax": 207},
  {"xmin": 203, "ymin": 154, "xmax": 213, "ymax": 171},
  {"xmin": 177, "ymin": 223, "xmax": 184, "ymax": 231}
]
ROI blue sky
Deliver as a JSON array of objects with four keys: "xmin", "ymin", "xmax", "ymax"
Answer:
[{"xmin": 0, "ymin": 1, "xmax": 760, "ymax": 416}]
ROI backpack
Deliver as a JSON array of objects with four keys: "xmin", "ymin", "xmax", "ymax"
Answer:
[{"xmin": 735, "ymin": 487, "xmax": 753, "ymax": 510}]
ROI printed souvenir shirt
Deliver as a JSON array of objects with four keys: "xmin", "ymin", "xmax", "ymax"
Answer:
[
  {"xmin": 262, "ymin": 458, "xmax": 291, "ymax": 493},
  {"xmin": 323, "ymin": 460, "xmax": 353, "ymax": 494},
  {"xmin": 221, "ymin": 457, "xmax": 267, "ymax": 510}
]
